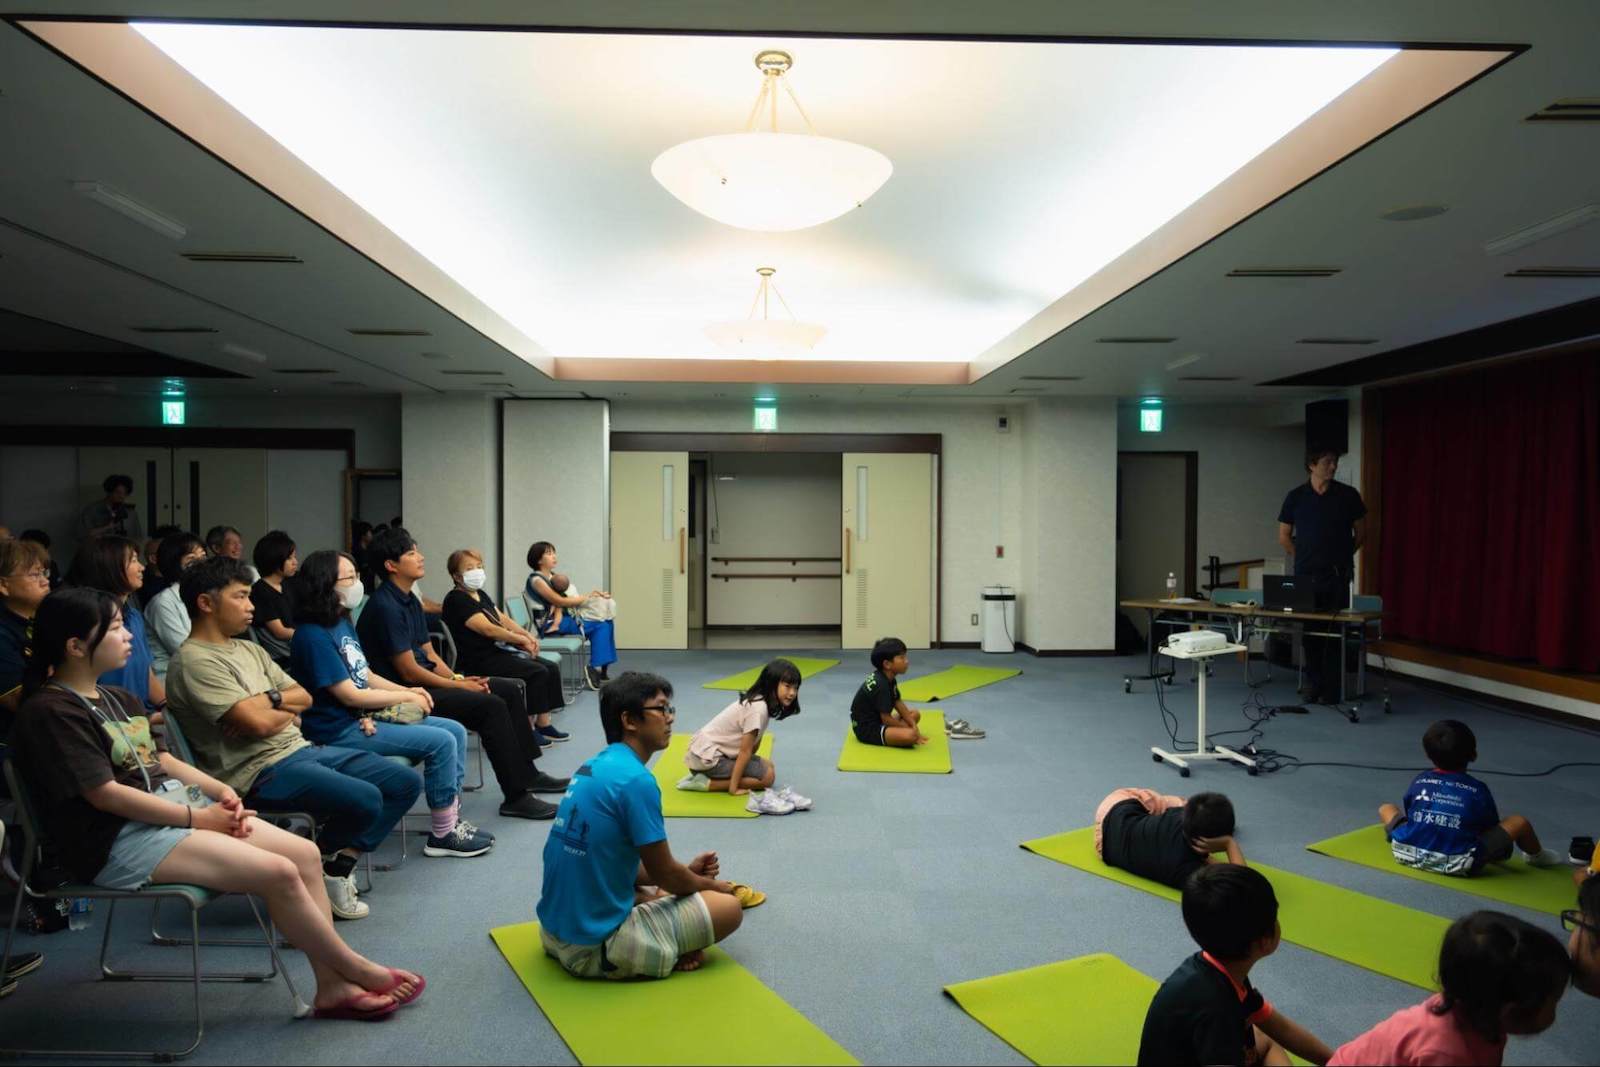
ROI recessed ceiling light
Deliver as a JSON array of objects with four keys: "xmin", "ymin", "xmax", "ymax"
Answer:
[
  {"xmin": 1483, "ymin": 204, "xmax": 1600, "ymax": 256},
  {"xmin": 72, "ymin": 180, "xmax": 187, "ymax": 240},
  {"xmin": 1378, "ymin": 204, "xmax": 1448, "ymax": 222},
  {"xmin": 220, "ymin": 342, "xmax": 268, "ymax": 363},
  {"xmin": 1164, "ymin": 353, "xmax": 1205, "ymax": 371}
]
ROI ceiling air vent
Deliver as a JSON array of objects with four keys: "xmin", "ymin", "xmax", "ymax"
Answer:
[
  {"xmin": 330, "ymin": 381, "xmax": 365, "ymax": 388},
  {"xmin": 181, "ymin": 252, "xmax": 303, "ymax": 264},
  {"xmin": 1097, "ymin": 336, "xmax": 1176, "ymax": 344},
  {"xmin": 130, "ymin": 325, "xmax": 217, "ymax": 334},
  {"xmin": 439, "ymin": 369, "xmax": 506, "ymax": 375},
  {"xmin": 1526, "ymin": 98, "xmax": 1600, "ymax": 123},
  {"xmin": 273, "ymin": 367, "xmax": 336, "ymax": 375},
  {"xmin": 1178, "ymin": 376, "xmax": 1241, "ymax": 382},
  {"xmin": 1019, "ymin": 375, "xmax": 1085, "ymax": 381},
  {"xmin": 346, "ymin": 328, "xmax": 431, "ymax": 337},
  {"xmin": 1008, "ymin": 387, "xmax": 1045, "ymax": 394},
  {"xmin": 1226, "ymin": 267, "xmax": 1341, "ymax": 279},
  {"xmin": 1504, "ymin": 267, "xmax": 1600, "ymax": 278},
  {"xmin": 474, "ymin": 382, "xmax": 515, "ymax": 390},
  {"xmin": 1298, "ymin": 337, "xmax": 1379, "ymax": 345}
]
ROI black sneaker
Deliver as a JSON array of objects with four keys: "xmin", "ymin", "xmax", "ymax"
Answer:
[
  {"xmin": 499, "ymin": 794, "xmax": 559, "ymax": 820},
  {"xmin": 3, "ymin": 951, "xmax": 42, "ymax": 981},
  {"xmin": 422, "ymin": 824, "xmax": 494, "ymax": 858},
  {"xmin": 585, "ymin": 667, "xmax": 604, "ymax": 690},
  {"xmin": 538, "ymin": 724, "xmax": 570, "ymax": 743},
  {"xmin": 531, "ymin": 770, "xmax": 571, "ymax": 794}
]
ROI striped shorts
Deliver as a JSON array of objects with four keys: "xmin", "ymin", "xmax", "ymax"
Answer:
[{"xmin": 542, "ymin": 893, "xmax": 714, "ymax": 980}]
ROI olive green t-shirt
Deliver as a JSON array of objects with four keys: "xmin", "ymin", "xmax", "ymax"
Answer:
[{"xmin": 165, "ymin": 637, "xmax": 307, "ymax": 793}]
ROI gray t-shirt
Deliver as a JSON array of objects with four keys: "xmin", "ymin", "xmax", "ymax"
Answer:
[{"xmin": 165, "ymin": 638, "xmax": 306, "ymax": 793}]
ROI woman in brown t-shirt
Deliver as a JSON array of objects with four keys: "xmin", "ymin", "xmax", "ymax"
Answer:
[{"xmin": 10, "ymin": 587, "xmax": 425, "ymax": 1021}]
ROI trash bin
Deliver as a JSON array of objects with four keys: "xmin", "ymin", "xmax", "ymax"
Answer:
[{"xmin": 981, "ymin": 585, "xmax": 1016, "ymax": 653}]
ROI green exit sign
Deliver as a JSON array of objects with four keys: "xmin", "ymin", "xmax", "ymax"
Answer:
[
  {"xmin": 162, "ymin": 400, "xmax": 186, "ymax": 426},
  {"xmin": 1139, "ymin": 407, "xmax": 1163, "ymax": 433},
  {"xmin": 753, "ymin": 401, "xmax": 777, "ymax": 432}
]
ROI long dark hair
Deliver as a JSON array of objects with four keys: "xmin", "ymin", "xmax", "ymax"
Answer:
[
  {"xmin": 67, "ymin": 535, "xmax": 139, "ymax": 597},
  {"xmin": 294, "ymin": 549, "xmax": 352, "ymax": 628},
  {"xmin": 741, "ymin": 658, "xmax": 803, "ymax": 721},
  {"xmin": 1433, "ymin": 910, "xmax": 1570, "ymax": 1042},
  {"xmin": 23, "ymin": 587, "xmax": 120, "ymax": 696}
]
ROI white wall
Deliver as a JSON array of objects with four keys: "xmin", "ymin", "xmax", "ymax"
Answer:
[
  {"xmin": 703, "ymin": 452, "xmax": 840, "ymax": 627},
  {"xmin": 1117, "ymin": 401, "xmax": 1305, "ymax": 586},
  {"xmin": 401, "ymin": 395, "xmax": 500, "ymax": 602},
  {"xmin": 266, "ymin": 449, "xmax": 346, "ymax": 558},
  {"xmin": 1019, "ymin": 399, "xmax": 1119, "ymax": 651},
  {"xmin": 0, "ymin": 390, "xmax": 401, "ymax": 468},
  {"xmin": 0, "ymin": 446, "xmax": 79, "ymax": 553},
  {"xmin": 610, "ymin": 400, "xmax": 1024, "ymax": 643},
  {"xmin": 501, "ymin": 399, "xmax": 609, "ymax": 609}
]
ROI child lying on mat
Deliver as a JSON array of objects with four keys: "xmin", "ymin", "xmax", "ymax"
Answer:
[
  {"xmin": 1139, "ymin": 865, "xmax": 1331, "ymax": 1067},
  {"xmin": 1380, "ymin": 719, "xmax": 1564, "ymax": 877},
  {"xmin": 677, "ymin": 658, "xmax": 811, "ymax": 816},
  {"xmin": 849, "ymin": 637, "xmax": 929, "ymax": 747},
  {"xmin": 1095, "ymin": 787, "xmax": 1245, "ymax": 889},
  {"xmin": 537, "ymin": 672, "xmax": 763, "ymax": 980},
  {"xmin": 1328, "ymin": 910, "xmax": 1570, "ymax": 1066}
]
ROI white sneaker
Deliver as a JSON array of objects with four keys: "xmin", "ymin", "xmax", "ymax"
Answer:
[
  {"xmin": 745, "ymin": 790, "xmax": 797, "ymax": 816},
  {"xmin": 1523, "ymin": 847, "xmax": 1564, "ymax": 868},
  {"xmin": 676, "ymin": 772, "xmax": 711, "ymax": 792},
  {"xmin": 775, "ymin": 785, "xmax": 813, "ymax": 811},
  {"xmin": 324, "ymin": 874, "xmax": 369, "ymax": 920}
]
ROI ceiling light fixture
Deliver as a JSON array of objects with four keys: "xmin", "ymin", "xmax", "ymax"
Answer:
[
  {"xmin": 1483, "ymin": 203, "xmax": 1600, "ymax": 256},
  {"xmin": 72, "ymin": 181, "xmax": 188, "ymax": 240},
  {"xmin": 1164, "ymin": 352, "xmax": 1206, "ymax": 371},
  {"xmin": 704, "ymin": 267, "xmax": 826, "ymax": 357},
  {"xmin": 220, "ymin": 342, "xmax": 268, "ymax": 364},
  {"xmin": 651, "ymin": 50, "xmax": 892, "ymax": 232}
]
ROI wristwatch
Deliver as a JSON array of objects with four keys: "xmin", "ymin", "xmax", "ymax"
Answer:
[{"xmin": 266, "ymin": 688, "xmax": 283, "ymax": 709}]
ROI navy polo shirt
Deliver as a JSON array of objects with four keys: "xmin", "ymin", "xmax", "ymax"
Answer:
[
  {"xmin": 1277, "ymin": 479, "xmax": 1365, "ymax": 579},
  {"xmin": 354, "ymin": 580, "xmax": 432, "ymax": 670},
  {"xmin": 0, "ymin": 606, "xmax": 30, "ymax": 738}
]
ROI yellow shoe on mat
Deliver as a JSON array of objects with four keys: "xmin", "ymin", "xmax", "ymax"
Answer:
[{"xmin": 731, "ymin": 883, "xmax": 767, "ymax": 909}]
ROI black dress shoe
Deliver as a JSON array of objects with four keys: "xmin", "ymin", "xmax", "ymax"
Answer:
[
  {"xmin": 499, "ymin": 794, "xmax": 559, "ymax": 820},
  {"xmin": 3, "ymin": 950, "xmax": 42, "ymax": 981},
  {"xmin": 531, "ymin": 771, "xmax": 571, "ymax": 794}
]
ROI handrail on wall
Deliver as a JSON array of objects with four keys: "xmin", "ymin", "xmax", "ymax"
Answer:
[
  {"xmin": 710, "ymin": 572, "xmax": 839, "ymax": 582},
  {"xmin": 709, "ymin": 556, "xmax": 842, "ymax": 563}
]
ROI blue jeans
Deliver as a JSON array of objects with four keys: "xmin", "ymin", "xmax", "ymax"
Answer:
[
  {"xmin": 556, "ymin": 616, "xmax": 617, "ymax": 668},
  {"xmin": 310, "ymin": 718, "xmax": 466, "ymax": 811},
  {"xmin": 246, "ymin": 745, "xmax": 421, "ymax": 854}
]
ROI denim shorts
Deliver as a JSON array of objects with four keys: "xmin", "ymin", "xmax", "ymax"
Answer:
[{"xmin": 94, "ymin": 779, "xmax": 210, "ymax": 891}]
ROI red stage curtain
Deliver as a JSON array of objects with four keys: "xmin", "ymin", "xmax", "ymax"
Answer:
[{"xmin": 1377, "ymin": 349, "xmax": 1600, "ymax": 672}]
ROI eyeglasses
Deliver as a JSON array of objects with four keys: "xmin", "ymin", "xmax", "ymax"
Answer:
[
  {"xmin": 5, "ymin": 569, "xmax": 48, "ymax": 583},
  {"xmin": 639, "ymin": 702, "xmax": 676, "ymax": 719},
  {"xmin": 1562, "ymin": 910, "xmax": 1598, "ymax": 937}
]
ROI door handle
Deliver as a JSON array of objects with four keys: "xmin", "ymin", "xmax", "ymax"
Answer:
[
  {"xmin": 844, "ymin": 528, "xmax": 852, "ymax": 574},
  {"xmin": 679, "ymin": 527, "xmax": 686, "ymax": 575}
]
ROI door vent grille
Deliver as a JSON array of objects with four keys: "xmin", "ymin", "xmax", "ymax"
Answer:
[
  {"xmin": 661, "ymin": 570, "xmax": 674, "ymax": 629},
  {"xmin": 855, "ymin": 569, "xmax": 869, "ymax": 630}
]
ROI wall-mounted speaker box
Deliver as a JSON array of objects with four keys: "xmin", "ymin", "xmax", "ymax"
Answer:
[{"xmin": 1306, "ymin": 398, "xmax": 1349, "ymax": 455}]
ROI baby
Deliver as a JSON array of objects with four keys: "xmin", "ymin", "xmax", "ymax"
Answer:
[{"xmin": 548, "ymin": 573, "xmax": 616, "ymax": 630}]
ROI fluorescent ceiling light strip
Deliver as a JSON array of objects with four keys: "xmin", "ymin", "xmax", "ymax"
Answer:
[
  {"xmin": 72, "ymin": 181, "xmax": 187, "ymax": 240},
  {"xmin": 1483, "ymin": 204, "xmax": 1600, "ymax": 256}
]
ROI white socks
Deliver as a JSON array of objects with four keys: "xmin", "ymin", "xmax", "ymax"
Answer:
[
  {"xmin": 1521, "ymin": 846, "xmax": 1564, "ymax": 868},
  {"xmin": 676, "ymin": 772, "xmax": 711, "ymax": 792}
]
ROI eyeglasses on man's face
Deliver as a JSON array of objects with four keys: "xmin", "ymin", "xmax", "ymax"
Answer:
[{"xmin": 639, "ymin": 702, "xmax": 676, "ymax": 720}]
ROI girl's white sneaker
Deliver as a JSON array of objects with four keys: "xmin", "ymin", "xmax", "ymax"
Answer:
[
  {"xmin": 775, "ymin": 785, "xmax": 813, "ymax": 811},
  {"xmin": 745, "ymin": 791, "xmax": 797, "ymax": 815}
]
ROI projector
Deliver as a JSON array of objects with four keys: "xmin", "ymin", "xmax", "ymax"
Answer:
[{"xmin": 1166, "ymin": 631, "xmax": 1230, "ymax": 654}]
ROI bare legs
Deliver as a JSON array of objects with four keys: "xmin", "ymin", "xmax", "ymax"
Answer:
[
  {"xmin": 675, "ymin": 890, "xmax": 743, "ymax": 972},
  {"xmin": 1379, "ymin": 805, "xmax": 1547, "ymax": 856}
]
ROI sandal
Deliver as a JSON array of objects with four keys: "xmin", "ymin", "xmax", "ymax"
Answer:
[
  {"xmin": 731, "ymin": 883, "xmax": 767, "ymax": 909},
  {"xmin": 311, "ymin": 990, "xmax": 400, "ymax": 1021},
  {"xmin": 382, "ymin": 968, "xmax": 427, "ymax": 1007}
]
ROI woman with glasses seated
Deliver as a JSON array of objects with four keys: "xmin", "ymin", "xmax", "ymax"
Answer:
[
  {"xmin": 9, "ymin": 587, "xmax": 426, "ymax": 1020},
  {"xmin": 0, "ymin": 538, "xmax": 54, "ymax": 735}
]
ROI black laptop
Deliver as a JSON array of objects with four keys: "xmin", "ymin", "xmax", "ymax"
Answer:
[{"xmin": 1263, "ymin": 574, "xmax": 1317, "ymax": 613}]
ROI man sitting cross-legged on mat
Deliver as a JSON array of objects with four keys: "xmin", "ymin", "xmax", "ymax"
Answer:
[
  {"xmin": 1138, "ymin": 865, "xmax": 1332, "ymax": 1067},
  {"xmin": 1380, "ymin": 719, "xmax": 1564, "ymax": 876},
  {"xmin": 1095, "ymin": 787, "xmax": 1245, "ymax": 889},
  {"xmin": 850, "ymin": 637, "xmax": 930, "ymax": 747},
  {"xmin": 537, "ymin": 672, "xmax": 756, "ymax": 979}
]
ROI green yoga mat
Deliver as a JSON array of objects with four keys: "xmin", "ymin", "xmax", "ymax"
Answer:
[
  {"xmin": 490, "ymin": 922, "xmax": 857, "ymax": 1066},
  {"xmin": 1022, "ymin": 828, "xmax": 1447, "ymax": 991},
  {"xmin": 703, "ymin": 657, "xmax": 840, "ymax": 691},
  {"xmin": 837, "ymin": 712, "xmax": 951, "ymax": 773},
  {"xmin": 1308, "ymin": 824, "xmax": 1578, "ymax": 916},
  {"xmin": 653, "ymin": 733, "xmax": 774, "ymax": 818},
  {"xmin": 945, "ymin": 953, "xmax": 1157, "ymax": 1065},
  {"xmin": 897, "ymin": 665, "xmax": 1020, "ymax": 703}
]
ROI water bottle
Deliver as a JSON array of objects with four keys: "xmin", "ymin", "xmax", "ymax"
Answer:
[
  {"xmin": 67, "ymin": 897, "xmax": 93, "ymax": 931},
  {"xmin": 1165, "ymin": 572, "xmax": 1177, "ymax": 599}
]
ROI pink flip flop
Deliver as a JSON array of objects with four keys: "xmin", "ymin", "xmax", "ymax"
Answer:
[
  {"xmin": 312, "ymin": 991, "xmax": 400, "ymax": 1021},
  {"xmin": 383, "ymin": 968, "xmax": 427, "ymax": 1007}
]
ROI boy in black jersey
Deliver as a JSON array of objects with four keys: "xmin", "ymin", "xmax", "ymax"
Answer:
[{"xmin": 848, "ymin": 637, "xmax": 926, "ymax": 747}]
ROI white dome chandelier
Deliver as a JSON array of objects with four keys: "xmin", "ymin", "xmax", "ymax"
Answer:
[
  {"xmin": 704, "ymin": 267, "xmax": 827, "ymax": 357},
  {"xmin": 651, "ymin": 50, "xmax": 893, "ymax": 232}
]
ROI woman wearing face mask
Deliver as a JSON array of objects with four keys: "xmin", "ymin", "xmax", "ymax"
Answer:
[
  {"xmin": 442, "ymin": 549, "xmax": 567, "ymax": 745},
  {"xmin": 288, "ymin": 551, "xmax": 493, "ymax": 858}
]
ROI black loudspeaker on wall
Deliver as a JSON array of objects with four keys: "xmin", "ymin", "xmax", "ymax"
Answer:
[{"xmin": 1306, "ymin": 398, "xmax": 1349, "ymax": 455}]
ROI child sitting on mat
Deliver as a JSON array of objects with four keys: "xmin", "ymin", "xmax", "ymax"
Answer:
[
  {"xmin": 1328, "ymin": 910, "xmax": 1570, "ymax": 1065},
  {"xmin": 677, "ymin": 657, "xmax": 811, "ymax": 816},
  {"xmin": 537, "ymin": 672, "xmax": 762, "ymax": 981},
  {"xmin": 849, "ymin": 637, "xmax": 929, "ymax": 747},
  {"xmin": 1380, "ymin": 719, "xmax": 1564, "ymax": 876},
  {"xmin": 1095, "ymin": 787, "xmax": 1245, "ymax": 889},
  {"xmin": 1138, "ymin": 865, "xmax": 1331, "ymax": 1067}
]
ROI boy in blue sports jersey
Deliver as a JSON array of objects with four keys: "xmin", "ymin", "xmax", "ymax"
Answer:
[
  {"xmin": 1380, "ymin": 719, "xmax": 1564, "ymax": 876},
  {"xmin": 537, "ymin": 671, "xmax": 750, "ymax": 978}
]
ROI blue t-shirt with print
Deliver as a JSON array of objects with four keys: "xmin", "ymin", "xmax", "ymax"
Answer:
[
  {"xmin": 288, "ymin": 619, "xmax": 371, "ymax": 743},
  {"xmin": 99, "ymin": 602, "xmax": 154, "ymax": 709},
  {"xmin": 537, "ymin": 742, "xmax": 667, "ymax": 946},
  {"xmin": 1389, "ymin": 769, "xmax": 1501, "ymax": 874}
]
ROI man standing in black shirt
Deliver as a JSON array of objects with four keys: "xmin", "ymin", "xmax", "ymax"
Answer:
[{"xmin": 1276, "ymin": 448, "xmax": 1366, "ymax": 704}]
